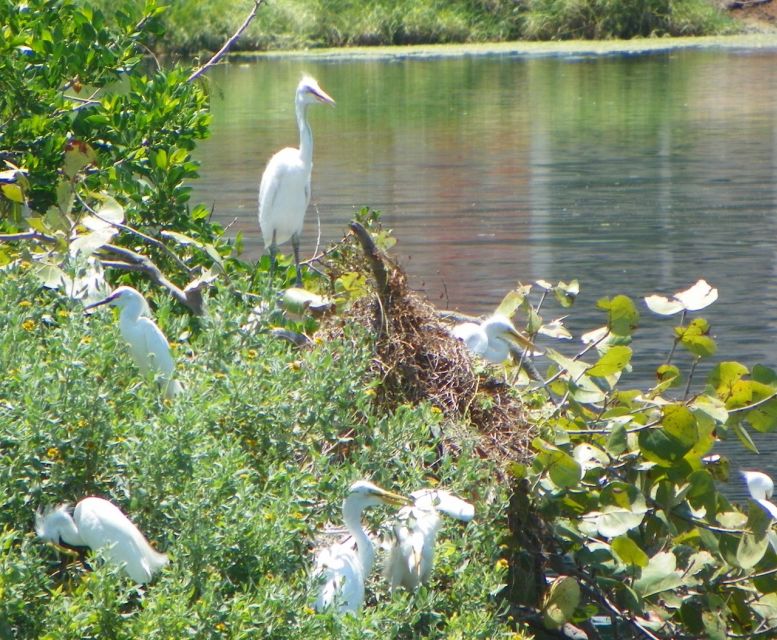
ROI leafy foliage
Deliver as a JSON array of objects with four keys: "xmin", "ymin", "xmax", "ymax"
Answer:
[{"xmin": 505, "ymin": 278, "xmax": 777, "ymax": 638}]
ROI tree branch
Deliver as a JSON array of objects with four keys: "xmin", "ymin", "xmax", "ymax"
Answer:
[
  {"xmin": 98, "ymin": 244, "xmax": 206, "ymax": 315},
  {"xmin": 0, "ymin": 230, "xmax": 58, "ymax": 244},
  {"xmin": 187, "ymin": 0, "xmax": 265, "ymax": 83}
]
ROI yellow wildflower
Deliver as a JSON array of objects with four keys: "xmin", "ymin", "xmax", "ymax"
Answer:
[
  {"xmin": 19, "ymin": 300, "xmax": 32, "ymax": 308},
  {"xmin": 22, "ymin": 319, "xmax": 35, "ymax": 331}
]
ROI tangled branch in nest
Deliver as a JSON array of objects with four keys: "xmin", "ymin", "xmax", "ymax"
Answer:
[{"xmin": 317, "ymin": 221, "xmax": 535, "ymax": 466}]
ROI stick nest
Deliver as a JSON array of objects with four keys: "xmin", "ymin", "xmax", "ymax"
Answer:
[{"xmin": 317, "ymin": 226, "xmax": 535, "ymax": 466}]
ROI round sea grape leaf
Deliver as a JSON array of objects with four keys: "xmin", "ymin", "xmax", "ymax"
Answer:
[
  {"xmin": 587, "ymin": 345, "xmax": 632, "ymax": 377},
  {"xmin": 542, "ymin": 576, "xmax": 581, "ymax": 630},
  {"xmin": 638, "ymin": 428, "xmax": 693, "ymax": 467},
  {"xmin": 661, "ymin": 404, "xmax": 698, "ymax": 447},
  {"xmin": 612, "ymin": 535, "xmax": 649, "ymax": 568},
  {"xmin": 633, "ymin": 551, "xmax": 682, "ymax": 597}
]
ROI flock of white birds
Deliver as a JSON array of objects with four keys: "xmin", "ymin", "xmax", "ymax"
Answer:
[{"xmin": 34, "ymin": 73, "xmax": 775, "ymax": 614}]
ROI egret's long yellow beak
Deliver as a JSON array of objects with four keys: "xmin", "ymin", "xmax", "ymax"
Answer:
[
  {"xmin": 502, "ymin": 327, "xmax": 536, "ymax": 351},
  {"xmin": 375, "ymin": 488, "xmax": 413, "ymax": 507},
  {"xmin": 313, "ymin": 87, "xmax": 336, "ymax": 106}
]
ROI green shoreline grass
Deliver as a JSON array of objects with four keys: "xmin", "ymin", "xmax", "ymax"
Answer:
[{"xmin": 227, "ymin": 33, "xmax": 777, "ymax": 60}]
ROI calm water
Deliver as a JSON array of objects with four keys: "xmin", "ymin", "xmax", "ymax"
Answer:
[{"xmin": 193, "ymin": 48, "xmax": 777, "ymax": 494}]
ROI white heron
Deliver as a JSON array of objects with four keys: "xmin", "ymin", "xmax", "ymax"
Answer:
[
  {"xmin": 451, "ymin": 314, "xmax": 534, "ymax": 364},
  {"xmin": 313, "ymin": 480, "xmax": 410, "ymax": 614},
  {"xmin": 258, "ymin": 75, "xmax": 335, "ymax": 287},
  {"xmin": 35, "ymin": 496, "xmax": 168, "ymax": 584},
  {"xmin": 85, "ymin": 286, "xmax": 182, "ymax": 399},
  {"xmin": 383, "ymin": 489, "xmax": 474, "ymax": 592},
  {"xmin": 742, "ymin": 470, "xmax": 777, "ymax": 519}
]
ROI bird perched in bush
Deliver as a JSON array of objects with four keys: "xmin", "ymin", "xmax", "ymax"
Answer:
[
  {"xmin": 35, "ymin": 496, "xmax": 168, "ymax": 584},
  {"xmin": 313, "ymin": 480, "xmax": 410, "ymax": 613},
  {"xmin": 258, "ymin": 75, "xmax": 335, "ymax": 286},
  {"xmin": 384, "ymin": 488, "xmax": 475, "ymax": 592},
  {"xmin": 85, "ymin": 286, "xmax": 182, "ymax": 399}
]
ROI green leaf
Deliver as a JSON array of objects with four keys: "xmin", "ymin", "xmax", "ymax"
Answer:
[
  {"xmin": 553, "ymin": 279, "xmax": 579, "ymax": 308},
  {"xmin": 542, "ymin": 576, "xmax": 580, "ymax": 630},
  {"xmin": 662, "ymin": 404, "xmax": 698, "ymax": 447},
  {"xmin": 676, "ymin": 318, "xmax": 717, "ymax": 358},
  {"xmin": 495, "ymin": 286, "xmax": 529, "ymax": 318},
  {"xmin": 612, "ymin": 535, "xmax": 649, "ymax": 567},
  {"xmin": 1, "ymin": 183, "xmax": 24, "ymax": 203},
  {"xmin": 592, "ymin": 505, "xmax": 647, "ymax": 538},
  {"xmin": 63, "ymin": 139, "xmax": 96, "ymax": 179},
  {"xmin": 606, "ymin": 419, "xmax": 628, "ymax": 455},
  {"xmin": 587, "ymin": 345, "xmax": 632, "ymax": 377},
  {"xmin": 736, "ymin": 528, "xmax": 769, "ymax": 569},
  {"xmin": 732, "ymin": 421, "xmax": 759, "ymax": 454},
  {"xmin": 638, "ymin": 427, "xmax": 693, "ymax": 467},
  {"xmin": 709, "ymin": 361, "xmax": 749, "ymax": 396},
  {"xmin": 633, "ymin": 551, "xmax": 682, "ymax": 597},
  {"xmin": 597, "ymin": 294, "xmax": 639, "ymax": 337},
  {"xmin": 533, "ymin": 438, "xmax": 582, "ymax": 489}
]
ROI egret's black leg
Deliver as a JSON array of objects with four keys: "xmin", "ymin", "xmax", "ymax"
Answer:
[
  {"xmin": 269, "ymin": 230, "xmax": 278, "ymax": 283},
  {"xmin": 292, "ymin": 233, "xmax": 302, "ymax": 287}
]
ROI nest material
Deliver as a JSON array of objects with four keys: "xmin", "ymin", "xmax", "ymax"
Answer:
[{"xmin": 317, "ymin": 226, "xmax": 534, "ymax": 466}]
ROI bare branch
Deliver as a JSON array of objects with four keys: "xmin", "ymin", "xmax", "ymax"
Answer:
[
  {"xmin": 98, "ymin": 244, "xmax": 206, "ymax": 315},
  {"xmin": 187, "ymin": 0, "xmax": 265, "ymax": 83},
  {"xmin": 0, "ymin": 230, "xmax": 58, "ymax": 244}
]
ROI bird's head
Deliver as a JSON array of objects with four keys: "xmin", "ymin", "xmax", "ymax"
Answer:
[
  {"xmin": 483, "ymin": 314, "xmax": 535, "ymax": 351},
  {"xmin": 297, "ymin": 75, "xmax": 336, "ymax": 108},
  {"xmin": 347, "ymin": 480, "xmax": 411, "ymax": 509},
  {"xmin": 34, "ymin": 504, "xmax": 72, "ymax": 543},
  {"xmin": 84, "ymin": 286, "xmax": 150, "ymax": 315}
]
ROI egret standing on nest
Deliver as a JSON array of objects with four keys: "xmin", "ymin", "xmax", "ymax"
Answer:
[
  {"xmin": 85, "ymin": 286, "xmax": 182, "ymax": 399},
  {"xmin": 313, "ymin": 480, "xmax": 410, "ymax": 614},
  {"xmin": 451, "ymin": 314, "xmax": 533, "ymax": 364},
  {"xmin": 383, "ymin": 489, "xmax": 474, "ymax": 592},
  {"xmin": 258, "ymin": 75, "xmax": 335, "ymax": 286},
  {"xmin": 35, "ymin": 496, "xmax": 168, "ymax": 584}
]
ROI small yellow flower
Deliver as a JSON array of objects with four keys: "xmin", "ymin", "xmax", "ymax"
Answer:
[
  {"xmin": 80, "ymin": 335, "xmax": 92, "ymax": 345},
  {"xmin": 22, "ymin": 319, "xmax": 36, "ymax": 331},
  {"xmin": 215, "ymin": 622, "xmax": 226, "ymax": 632},
  {"xmin": 19, "ymin": 300, "xmax": 32, "ymax": 308},
  {"xmin": 19, "ymin": 260, "xmax": 31, "ymax": 270},
  {"xmin": 57, "ymin": 309, "xmax": 70, "ymax": 318},
  {"xmin": 364, "ymin": 388, "xmax": 376, "ymax": 397},
  {"xmin": 303, "ymin": 606, "xmax": 316, "ymax": 616},
  {"xmin": 495, "ymin": 558, "xmax": 509, "ymax": 571},
  {"xmin": 430, "ymin": 406, "xmax": 442, "ymax": 415},
  {"xmin": 46, "ymin": 447, "xmax": 60, "ymax": 460},
  {"xmin": 246, "ymin": 349, "xmax": 258, "ymax": 360},
  {"xmin": 287, "ymin": 360, "xmax": 302, "ymax": 371},
  {"xmin": 77, "ymin": 419, "xmax": 88, "ymax": 428}
]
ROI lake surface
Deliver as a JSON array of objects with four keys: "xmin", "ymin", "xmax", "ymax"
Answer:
[{"xmin": 192, "ymin": 45, "xmax": 777, "ymax": 495}]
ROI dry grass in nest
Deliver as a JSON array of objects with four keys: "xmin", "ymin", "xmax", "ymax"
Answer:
[{"xmin": 317, "ymin": 229, "xmax": 535, "ymax": 467}]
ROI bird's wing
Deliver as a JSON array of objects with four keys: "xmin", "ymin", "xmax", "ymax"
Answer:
[
  {"xmin": 411, "ymin": 489, "xmax": 475, "ymax": 522},
  {"xmin": 76, "ymin": 498, "xmax": 166, "ymax": 584},
  {"xmin": 756, "ymin": 498, "xmax": 777, "ymax": 520},
  {"xmin": 313, "ymin": 543, "xmax": 362, "ymax": 613},
  {"xmin": 451, "ymin": 322, "xmax": 488, "ymax": 355},
  {"xmin": 258, "ymin": 148, "xmax": 309, "ymax": 246},
  {"xmin": 137, "ymin": 318, "xmax": 175, "ymax": 377}
]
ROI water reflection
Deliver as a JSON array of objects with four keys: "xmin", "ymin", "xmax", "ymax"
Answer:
[{"xmin": 193, "ymin": 50, "xmax": 777, "ymax": 495}]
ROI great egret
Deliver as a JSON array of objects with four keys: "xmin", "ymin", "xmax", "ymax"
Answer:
[
  {"xmin": 451, "ymin": 314, "xmax": 534, "ymax": 364},
  {"xmin": 258, "ymin": 75, "xmax": 335, "ymax": 286},
  {"xmin": 35, "ymin": 496, "xmax": 168, "ymax": 584},
  {"xmin": 85, "ymin": 286, "xmax": 182, "ymax": 399},
  {"xmin": 742, "ymin": 470, "xmax": 777, "ymax": 519},
  {"xmin": 383, "ymin": 489, "xmax": 474, "ymax": 592},
  {"xmin": 313, "ymin": 480, "xmax": 410, "ymax": 614}
]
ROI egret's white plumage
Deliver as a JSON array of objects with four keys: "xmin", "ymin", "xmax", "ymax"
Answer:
[
  {"xmin": 258, "ymin": 75, "xmax": 335, "ymax": 286},
  {"xmin": 384, "ymin": 489, "xmax": 474, "ymax": 592},
  {"xmin": 314, "ymin": 480, "xmax": 409, "ymax": 614},
  {"xmin": 451, "ymin": 314, "xmax": 532, "ymax": 364},
  {"xmin": 742, "ymin": 470, "xmax": 777, "ymax": 519},
  {"xmin": 35, "ymin": 496, "xmax": 168, "ymax": 584},
  {"xmin": 85, "ymin": 286, "xmax": 182, "ymax": 399}
]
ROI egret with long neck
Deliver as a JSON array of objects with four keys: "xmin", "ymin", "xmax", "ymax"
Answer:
[
  {"xmin": 258, "ymin": 75, "xmax": 335, "ymax": 286},
  {"xmin": 314, "ymin": 480, "xmax": 410, "ymax": 614},
  {"xmin": 85, "ymin": 286, "xmax": 182, "ymax": 399},
  {"xmin": 35, "ymin": 496, "xmax": 168, "ymax": 584}
]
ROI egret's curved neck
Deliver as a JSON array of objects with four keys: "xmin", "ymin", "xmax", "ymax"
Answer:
[
  {"xmin": 343, "ymin": 498, "xmax": 374, "ymax": 575},
  {"xmin": 296, "ymin": 99, "xmax": 313, "ymax": 168},
  {"xmin": 51, "ymin": 511, "xmax": 85, "ymax": 547},
  {"xmin": 118, "ymin": 296, "xmax": 145, "ymax": 324}
]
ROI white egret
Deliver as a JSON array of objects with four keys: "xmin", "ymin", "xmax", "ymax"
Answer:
[
  {"xmin": 451, "ymin": 314, "xmax": 534, "ymax": 364},
  {"xmin": 383, "ymin": 489, "xmax": 474, "ymax": 592},
  {"xmin": 258, "ymin": 75, "xmax": 335, "ymax": 286},
  {"xmin": 85, "ymin": 286, "xmax": 182, "ymax": 399},
  {"xmin": 35, "ymin": 496, "xmax": 168, "ymax": 584},
  {"xmin": 742, "ymin": 470, "xmax": 777, "ymax": 519},
  {"xmin": 313, "ymin": 480, "xmax": 410, "ymax": 614}
]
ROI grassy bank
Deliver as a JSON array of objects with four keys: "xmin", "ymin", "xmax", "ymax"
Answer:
[{"xmin": 83, "ymin": 0, "xmax": 737, "ymax": 53}]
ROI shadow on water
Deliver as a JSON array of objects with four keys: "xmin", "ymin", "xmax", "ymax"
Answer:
[{"xmin": 192, "ymin": 49, "xmax": 777, "ymax": 499}]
